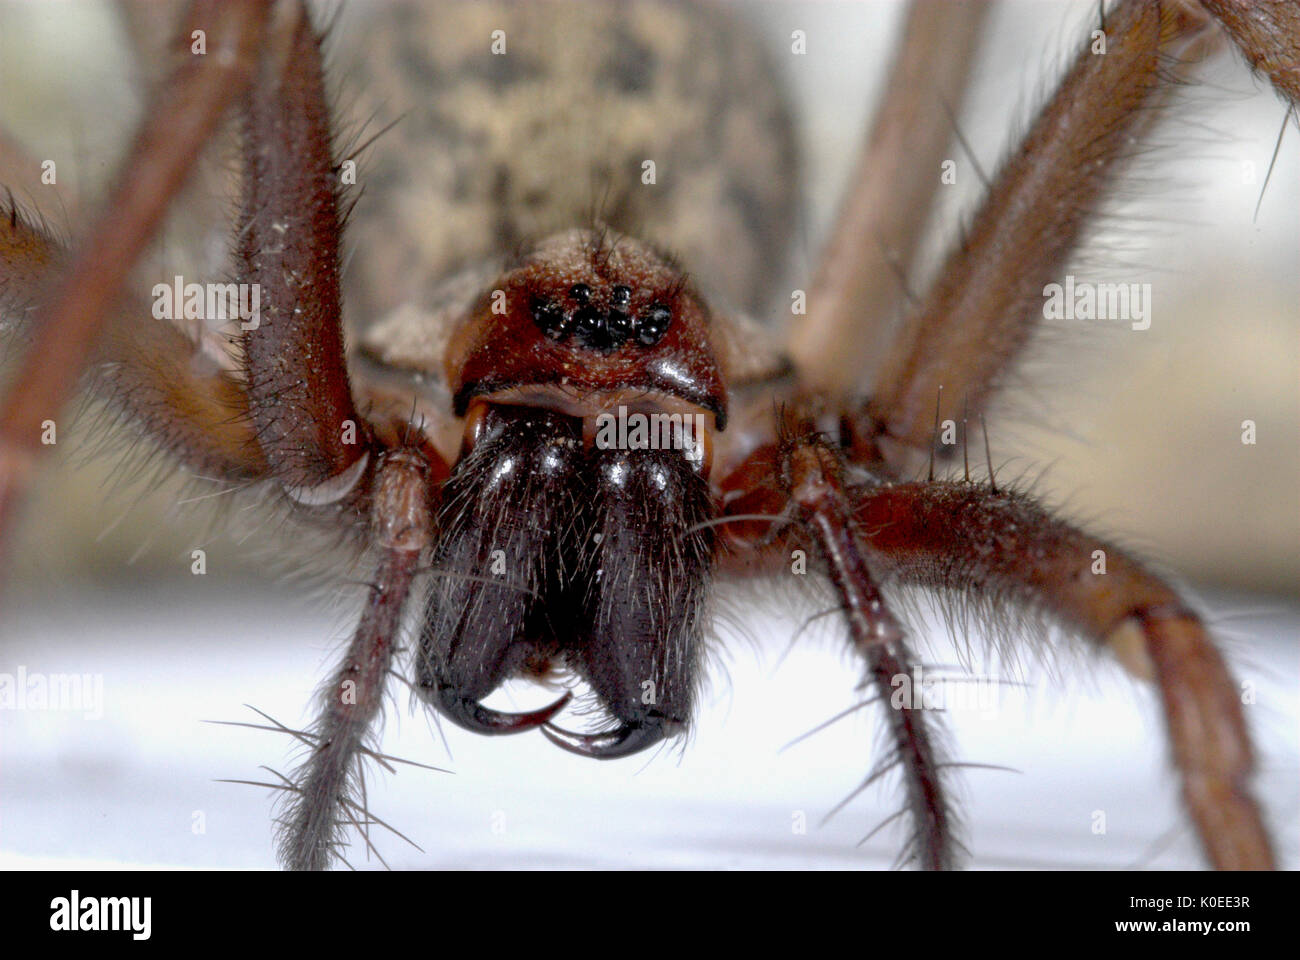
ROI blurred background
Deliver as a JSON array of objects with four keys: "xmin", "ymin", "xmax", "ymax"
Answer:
[
  {"xmin": 0, "ymin": 0, "xmax": 1295, "ymax": 595},
  {"xmin": 0, "ymin": 1, "xmax": 1294, "ymax": 869}
]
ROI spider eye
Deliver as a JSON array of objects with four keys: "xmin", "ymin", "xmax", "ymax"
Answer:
[
  {"xmin": 531, "ymin": 297, "xmax": 569, "ymax": 339},
  {"xmin": 569, "ymin": 283, "xmax": 592, "ymax": 305},
  {"xmin": 637, "ymin": 302, "xmax": 672, "ymax": 346},
  {"xmin": 607, "ymin": 306, "xmax": 634, "ymax": 340},
  {"xmin": 607, "ymin": 285, "xmax": 635, "ymax": 341},
  {"xmin": 573, "ymin": 303, "xmax": 614, "ymax": 350}
]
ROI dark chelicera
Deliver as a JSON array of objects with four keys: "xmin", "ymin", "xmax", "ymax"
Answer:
[
  {"xmin": 530, "ymin": 282, "xmax": 672, "ymax": 351},
  {"xmin": 415, "ymin": 404, "xmax": 713, "ymax": 758}
]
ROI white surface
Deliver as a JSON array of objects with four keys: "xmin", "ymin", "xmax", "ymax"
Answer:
[{"xmin": 1, "ymin": 580, "xmax": 1295, "ymax": 870}]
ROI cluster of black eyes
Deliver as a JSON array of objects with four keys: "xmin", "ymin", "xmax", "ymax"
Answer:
[{"xmin": 531, "ymin": 283, "xmax": 672, "ymax": 351}]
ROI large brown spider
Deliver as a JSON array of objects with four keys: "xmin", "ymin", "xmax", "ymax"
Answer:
[{"xmin": 0, "ymin": 0, "xmax": 1295, "ymax": 870}]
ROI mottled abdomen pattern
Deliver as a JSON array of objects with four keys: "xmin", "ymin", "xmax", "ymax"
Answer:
[{"xmin": 340, "ymin": 0, "xmax": 797, "ymax": 330}]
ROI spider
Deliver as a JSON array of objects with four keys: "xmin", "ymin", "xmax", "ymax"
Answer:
[{"xmin": 0, "ymin": 0, "xmax": 1295, "ymax": 870}]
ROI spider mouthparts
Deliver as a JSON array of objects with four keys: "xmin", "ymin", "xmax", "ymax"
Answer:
[
  {"xmin": 540, "ymin": 715, "xmax": 679, "ymax": 760},
  {"xmin": 432, "ymin": 687, "xmax": 571, "ymax": 735}
]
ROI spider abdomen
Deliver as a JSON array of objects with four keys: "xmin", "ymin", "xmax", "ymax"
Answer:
[{"xmin": 342, "ymin": 0, "xmax": 797, "ymax": 329}]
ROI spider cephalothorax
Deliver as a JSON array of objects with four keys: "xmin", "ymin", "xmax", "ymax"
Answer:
[
  {"xmin": 443, "ymin": 230, "xmax": 726, "ymax": 423},
  {"xmin": 0, "ymin": 0, "xmax": 1293, "ymax": 870}
]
